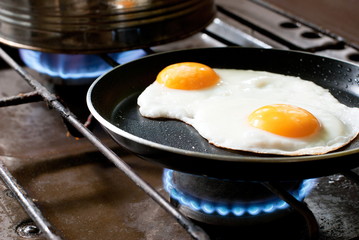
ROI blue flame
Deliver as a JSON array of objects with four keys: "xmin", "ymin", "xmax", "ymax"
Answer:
[
  {"xmin": 19, "ymin": 49, "xmax": 147, "ymax": 80},
  {"xmin": 163, "ymin": 169, "xmax": 316, "ymax": 217}
]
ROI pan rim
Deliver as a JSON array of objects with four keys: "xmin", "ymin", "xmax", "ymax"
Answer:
[{"xmin": 86, "ymin": 47, "xmax": 359, "ymax": 164}]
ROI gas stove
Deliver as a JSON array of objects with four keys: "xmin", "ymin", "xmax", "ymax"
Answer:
[{"xmin": 0, "ymin": 0, "xmax": 359, "ymax": 240}]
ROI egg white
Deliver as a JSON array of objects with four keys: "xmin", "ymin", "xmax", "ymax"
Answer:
[{"xmin": 137, "ymin": 69, "xmax": 359, "ymax": 155}]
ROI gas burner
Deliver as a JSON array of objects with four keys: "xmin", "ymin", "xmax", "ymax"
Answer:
[
  {"xmin": 164, "ymin": 169, "xmax": 315, "ymax": 225},
  {"xmin": 18, "ymin": 49, "xmax": 147, "ymax": 84},
  {"xmin": 0, "ymin": 0, "xmax": 359, "ymax": 238}
]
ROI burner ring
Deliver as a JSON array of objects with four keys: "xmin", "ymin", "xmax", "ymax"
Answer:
[{"xmin": 163, "ymin": 169, "xmax": 316, "ymax": 225}]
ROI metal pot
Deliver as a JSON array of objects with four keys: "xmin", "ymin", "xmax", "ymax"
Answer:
[{"xmin": 0, "ymin": 0, "xmax": 216, "ymax": 54}]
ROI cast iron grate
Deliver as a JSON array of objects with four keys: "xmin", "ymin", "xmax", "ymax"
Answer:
[{"xmin": 0, "ymin": 3, "xmax": 359, "ymax": 239}]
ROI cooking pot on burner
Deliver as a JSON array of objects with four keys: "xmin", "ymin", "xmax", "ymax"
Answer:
[{"xmin": 0, "ymin": 0, "xmax": 215, "ymax": 54}]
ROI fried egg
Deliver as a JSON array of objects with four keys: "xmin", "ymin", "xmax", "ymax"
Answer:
[{"xmin": 137, "ymin": 62, "xmax": 359, "ymax": 156}]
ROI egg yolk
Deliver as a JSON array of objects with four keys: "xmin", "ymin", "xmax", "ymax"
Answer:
[
  {"xmin": 155, "ymin": 62, "xmax": 220, "ymax": 90},
  {"xmin": 248, "ymin": 104, "xmax": 321, "ymax": 138}
]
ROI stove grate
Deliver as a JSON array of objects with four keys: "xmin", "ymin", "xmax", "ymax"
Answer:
[{"xmin": 0, "ymin": 1, "xmax": 359, "ymax": 239}]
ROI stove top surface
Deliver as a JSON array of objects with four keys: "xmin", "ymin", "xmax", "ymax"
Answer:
[{"xmin": 0, "ymin": 0, "xmax": 359, "ymax": 239}]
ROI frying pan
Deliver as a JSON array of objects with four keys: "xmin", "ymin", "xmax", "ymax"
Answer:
[{"xmin": 87, "ymin": 47, "xmax": 359, "ymax": 180}]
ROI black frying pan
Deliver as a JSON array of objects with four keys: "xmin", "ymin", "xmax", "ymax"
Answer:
[{"xmin": 87, "ymin": 47, "xmax": 359, "ymax": 180}]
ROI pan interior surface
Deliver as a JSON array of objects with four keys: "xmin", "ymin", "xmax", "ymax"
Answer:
[
  {"xmin": 89, "ymin": 47, "xmax": 359, "ymax": 168},
  {"xmin": 111, "ymin": 91, "xmax": 262, "ymax": 157}
]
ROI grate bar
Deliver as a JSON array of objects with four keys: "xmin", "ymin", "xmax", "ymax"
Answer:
[
  {"xmin": 0, "ymin": 160, "xmax": 62, "ymax": 240},
  {"xmin": 99, "ymin": 53, "xmax": 120, "ymax": 67},
  {"xmin": 0, "ymin": 91, "xmax": 42, "ymax": 107},
  {"xmin": 0, "ymin": 46, "xmax": 210, "ymax": 240},
  {"xmin": 63, "ymin": 113, "xmax": 210, "ymax": 240},
  {"xmin": 263, "ymin": 181, "xmax": 319, "ymax": 240}
]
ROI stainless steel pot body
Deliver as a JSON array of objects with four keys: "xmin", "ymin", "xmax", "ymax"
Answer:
[{"xmin": 0, "ymin": 0, "xmax": 216, "ymax": 53}]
